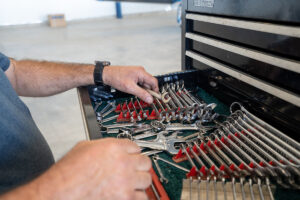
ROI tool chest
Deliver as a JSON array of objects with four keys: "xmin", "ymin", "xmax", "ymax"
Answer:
[{"xmin": 77, "ymin": 0, "xmax": 300, "ymax": 199}]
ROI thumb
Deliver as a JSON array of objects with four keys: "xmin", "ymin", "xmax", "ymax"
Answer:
[{"xmin": 130, "ymin": 83, "xmax": 153, "ymax": 104}]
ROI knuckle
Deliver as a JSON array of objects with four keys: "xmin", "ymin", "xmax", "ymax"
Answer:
[
  {"xmin": 105, "ymin": 140, "xmax": 120, "ymax": 152},
  {"xmin": 124, "ymin": 82, "xmax": 133, "ymax": 92}
]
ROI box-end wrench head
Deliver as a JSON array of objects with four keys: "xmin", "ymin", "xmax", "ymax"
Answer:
[{"xmin": 146, "ymin": 89, "xmax": 171, "ymax": 103}]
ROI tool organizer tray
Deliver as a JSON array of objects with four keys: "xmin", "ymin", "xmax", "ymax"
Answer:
[
  {"xmin": 77, "ymin": 0, "xmax": 299, "ymax": 199},
  {"xmin": 77, "ymin": 70, "xmax": 300, "ymax": 199}
]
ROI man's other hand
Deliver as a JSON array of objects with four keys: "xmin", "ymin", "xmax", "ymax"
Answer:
[
  {"xmin": 2, "ymin": 138, "xmax": 152, "ymax": 200},
  {"xmin": 48, "ymin": 138, "xmax": 152, "ymax": 200},
  {"xmin": 103, "ymin": 66, "xmax": 159, "ymax": 104}
]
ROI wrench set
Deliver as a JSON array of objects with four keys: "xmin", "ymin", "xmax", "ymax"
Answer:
[
  {"xmin": 96, "ymin": 80, "xmax": 219, "ymax": 126},
  {"xmin": 93, "ymin": 81, "xmax": 299, "ymax": 200}
]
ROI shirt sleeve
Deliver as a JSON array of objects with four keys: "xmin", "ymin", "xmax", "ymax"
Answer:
[{"xmin": 0, "ymin": 52, "xmax": 11, "ymax": 71}]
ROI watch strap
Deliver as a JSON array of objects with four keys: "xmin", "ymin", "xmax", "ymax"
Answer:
[{"xmin": 94, "ymin": 61, "xmax": 110, "ymax": 85}]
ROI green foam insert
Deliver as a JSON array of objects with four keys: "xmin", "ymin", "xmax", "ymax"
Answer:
[{"xmin": 92, "ymin": 88, "xmax": 299, "ymax": 200}]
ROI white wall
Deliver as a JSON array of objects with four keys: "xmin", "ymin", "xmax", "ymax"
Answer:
[{"xmin": 0, "ymin": 0, "xmax": 173, "ymax": 26}]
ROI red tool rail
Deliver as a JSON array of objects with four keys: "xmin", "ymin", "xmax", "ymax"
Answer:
[{"xmin": 146, "ymin": 168, "xmax": 169, "ymax": 200}]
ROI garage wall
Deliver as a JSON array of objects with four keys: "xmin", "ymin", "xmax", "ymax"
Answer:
[{"xmin": 0, "ymin": 0, "xmax": 172, "ymax": 26}]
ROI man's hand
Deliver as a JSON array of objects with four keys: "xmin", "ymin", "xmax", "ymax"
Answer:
[
  {"xmin": 1, "ymin": 138, "xmax": 152, "ymax": 200},
  {"xmin": 5, "ymin": 59, "xmax": 159, "ymax": 100},
  {"xmin": 103, "ymin": 66, "xmax": 159, "ymax": 104}
]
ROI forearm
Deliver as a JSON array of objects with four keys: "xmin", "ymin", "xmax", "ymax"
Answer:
[
  {"xmin": 11, "ymin": 59, "xmax": 94, "ymax": 97},
  {"xmin": 6, "ymin": 58, "xmax": 158, "ymax": 103},
  {"xmin": 0, "ymin": 181, "xmax": 41, "ymax": 200}
]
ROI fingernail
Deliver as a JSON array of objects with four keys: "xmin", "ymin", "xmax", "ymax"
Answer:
[{"xmin": 146, "ymin": 97, "xmax": 152, "ymax": 104}]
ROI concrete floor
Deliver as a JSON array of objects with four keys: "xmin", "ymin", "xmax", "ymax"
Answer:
[{"xmin": 0, "ymin": 11, "xmax": 181, "ymax": 161}]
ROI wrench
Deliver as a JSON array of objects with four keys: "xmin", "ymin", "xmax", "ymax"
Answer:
[
  {"xmin": 170, "ymin": 83, "xmax": 190, "ymax": 108},
  {"xmin": 153, "ymin": 155, "xmax": 190, "ymax": 173},
  {"xmin": 257, "ymin": 178, "xmax": 265, "ymax": 200},
  {"xmin": 100, "ymin": 101, "xmax": 115, "ymax": 115},
  {"xmin": 222, "ymin": 178, "xmax": 227, "ymax": 200},
  {"xmin": 212, "ymin": 133, "xmax": 255, "ymax": 176},
  {"xmin": 153, "ymin": 156, "xmax": 169, "ymax": 183},
  {"xmin": 101, "ymin": 106, "xmax": 116, "ymax": 118},
  {"xmin": 249, "ymin": 179, "xmax": 255, "ymax": 200},
  {"xmin": 133, "ymin": 131, "xmax": 157, "ymax": 140},
  {"xmin": 240, "ymin": 177, "xmax": 246, "ymax": 200},
  {"xmin": 135, "ymin": 96, "xmax": 148, "ymax": 119},
  {"xmin": 102, "ymin": 114, "xmax": 118, "ymax": 123},
  {"xmin": 233, "ymin": 116, "xmax": 300, "ymax": 176},
  {"xmin": 94, "ymin": 101, "xmax": 103, "ymax": 112},
  {"xmin": 142, "ymin": 150, "xmax": 163, "ymax": 156},
  {"xmin": 134, "ymin": 132, "xmax": 184, "ymax": 155},
  {"xmin": 131, "ymin": 98, "xmax": 142, "ymax": 121},
  {"xmin": 165, "ymin": 83, "xmax": 184, "ymax": 109},
  {"xmin": 146, "ymin": 89, "xmax": 171, "ymax": 103},
  {"xmin": 236, "ymin": 113, "xmax": 300, "ymax": 165},
  {"xmin": 154, "ymin": 98, "xmax": 170, "ymax": 122},
  {"xmin": 218, "ymin": 130, "xmax": 266, "ymax": 177},
  {"xmin": 207, "ymin": 137, "xmax": 243, "ymax": 177},
  {"xmin": 232, "ymin": 178, "xmax": 237, "ymax": 200},
  {"xmin": 206, "ymin": 176, "xmax": 210, "ymax": 200},
  {"xmin": 222, "ymin": 125, "xmax": 277, "ymax": 177},
  {"xmin": 197, "ymin": 176, "xmax": 201, "ymax": 200},
  {"xmin": 126, "ymin": 101, "xmax": 135, "ymax": 122},
  {"xmin": 151, "ymin": 183, "xmax": 161, "ymax": 200},
  {"xmin": 187, "ymin": 143, "xmax": 206, "ymax": 177},
  {"xmin": 227, "ymin": 118, "xmax": 291, "ymax": 177},
  {"xmin": 232, "ymin": 102, "xmax": 300, "ymax": 151},
  {"xmin": 213, "ymin": 176, "xmax": 218, "ymax": 200},
  {"xmin": 266, "ymin": 178, "xmax": 274, "ymax": 200},
  {"xmin": 181, "ymin": 143, "xmax": 199, "ymax": 171},
  {"xmin": 103, "ymin": 122, "xmax": 136, "ymax": 129},
  {"xmin": 193, "ymin": 141, "xmax": 219, "ymax": 176}
]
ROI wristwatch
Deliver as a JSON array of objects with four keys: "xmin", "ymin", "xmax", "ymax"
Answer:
[{"xmin": 93, "ymin": 61, "xmax": 111, "ymax": 86}]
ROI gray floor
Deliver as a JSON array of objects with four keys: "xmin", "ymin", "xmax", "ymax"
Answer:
[{"xmin": 0, "ymin": 11, "xmax": 181, "ymax": 161}]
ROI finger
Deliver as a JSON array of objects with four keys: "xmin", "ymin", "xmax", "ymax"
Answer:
[
  {"xmin": 132, "ymin": 171, "xmax": 152, "ymax": 190},
  {"xmin": 133, "ymin": 191, "xmax": 148, "ymax": 200},
  {"xmin": 142, "ymin": 83, "xmax": 152, "ymax": 90},
  {"xmin": 138, "ymin": 71, "xmax": 159, "ymax": 92},
  {"xmin": 117, "ymin": 139, "xmax": 141, "ymax": 154},
  {"xmin": 127, "ymin": 83, "xmax": 153, "ymax": 104},
  {"xmin": 130, "ymin": 154, "xmax": 152, "ymax": 171}
]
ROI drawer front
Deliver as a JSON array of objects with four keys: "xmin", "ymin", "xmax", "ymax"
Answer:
[{"xmin": 187, "ymin": 0, "xmax": 300, "ymax": 23}]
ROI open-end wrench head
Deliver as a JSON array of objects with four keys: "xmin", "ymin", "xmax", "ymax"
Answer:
[
  {"xmin": 166, "ymin": 138, "xmax": 185, "ymax": 154},
  {"xmin": 179, "ymin": 80, "xmax": 185, "ymax": 88},
  {"xmin": 170, "ymin": 83, "xmax": 176, "ymax": 90},
  {"xmin": 175, "ymin": 81, "xmax": 181, "ymax": 90},
  {"xmin": 164, "ymin": 83, "xmax": 170, "ymax": 90}
]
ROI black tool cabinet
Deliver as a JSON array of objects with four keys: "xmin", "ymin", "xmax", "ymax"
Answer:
[{"xmin": 77, "ymin": 0, "xmax": 300, "ymax": 199}]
